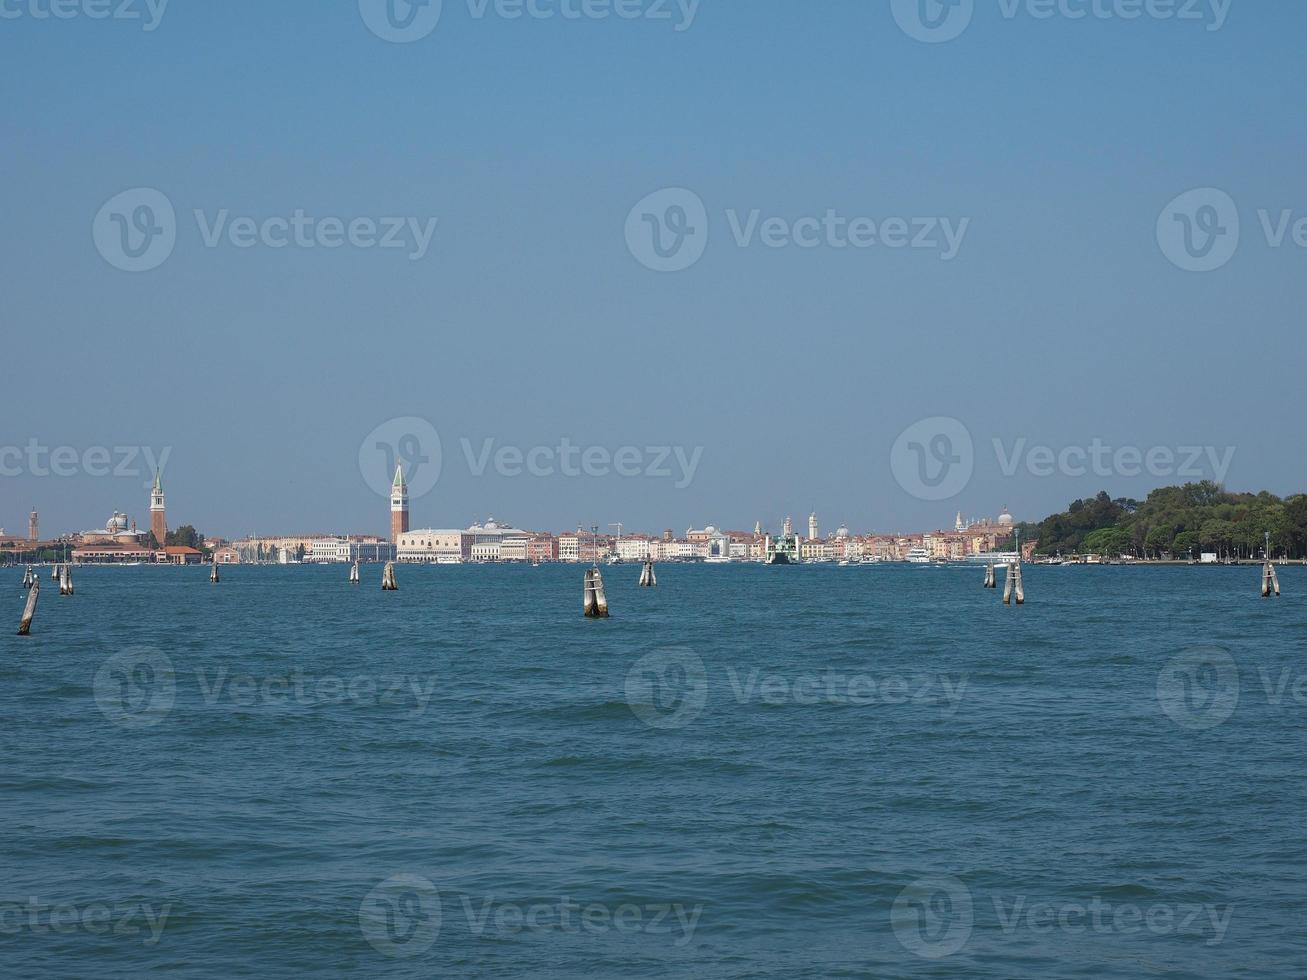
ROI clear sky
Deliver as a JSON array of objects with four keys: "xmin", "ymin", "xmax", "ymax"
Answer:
[{"xmin": 3, "ymin": 0, "xmax": 1304, "ymax": 539}]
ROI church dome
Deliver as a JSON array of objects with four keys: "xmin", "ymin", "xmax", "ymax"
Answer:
[
  {"xmin": 998, "ymin": 508, "xmax": 1014, "ymax": 526},
  {"xmin": 836, "ymin": 524, "xmax": 850, "ymax": 538}
]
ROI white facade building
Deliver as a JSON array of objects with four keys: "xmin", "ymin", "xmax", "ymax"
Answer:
[{"xmin": 397, "ymin": 530, "xmax": 470, "ymax": 564}]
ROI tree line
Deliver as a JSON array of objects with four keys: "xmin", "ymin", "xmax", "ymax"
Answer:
[{"xmin": 1019, "ymin": 483, "xmax": 1307, "ymax": 559}]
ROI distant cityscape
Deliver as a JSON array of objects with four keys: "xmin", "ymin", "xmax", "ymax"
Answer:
[{"xmin": 1, "ymin": 465, "xmax": 1027, "ymax": 565}]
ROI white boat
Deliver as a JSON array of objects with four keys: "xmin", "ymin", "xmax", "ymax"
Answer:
[{"xmin": 906, "ymin": 548, "xmax": 931, "ymax": 564}]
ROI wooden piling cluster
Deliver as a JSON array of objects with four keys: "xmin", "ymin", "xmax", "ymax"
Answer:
[
  {"xmin": 210, "ymin": 558, "xmax": 220, "ymax": 584},
  {"xmin": 584, "ymin": 568, "xmax": 609, "ymax": 618},
  {"xmin": 17, "ymin": 579, "xmax": 38, "ymax": 635},
  {"xmin": 21, "ymin": 566, "xmax": 34, "ymax": 590},
  {"xmin": 639, "ymin": 561, "xmax": 657, "ymax": 588},
  {"xmin": 349, "ymin": 561, "xmax": 360, "ymax": 585},
  {"xmin": 983, "ymin": 563, "xmax": 996, "ymax": 589},
  {"xmin": 1002, "ymin": 562, "xmax": 1025, "ymax": 606},
  {"xmin": 1261, "ymin": 533, "xmax": 1281, "ymax": 598},
  {"xmin": 381, "ymin": 562, "xmax": 398, "ymax": 591},
  {"xmin": 1262, "ymin": 561, "xmax": 1281, "ymax": 598},
  {"xmin": 58, "ymin": 564, "xmax": 74, "ymax": 596}
]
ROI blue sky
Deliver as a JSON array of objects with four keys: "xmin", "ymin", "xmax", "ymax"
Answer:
[{"xmin": 3, "ymin": 0, "xmax": 1304, "ymax": 539}]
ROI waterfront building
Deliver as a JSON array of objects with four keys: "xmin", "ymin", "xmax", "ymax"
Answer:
[
  {"xmin": 397, "ymin": 530, "xmax": 471, "ymax": 564},
  {"xmin": 309, "ymin": 538, "xmax": 397, "ymax": 564},
  {"xmin": 498, "ymin": 534, "xmax": 530, "ymax": 563},
  {"xmin": 616, "ymin": 536, "xmax": 652, "ymax": 561},
  {"xmin": 467, "ymin": 518, "xmax": 531, "ymax": 562},
  {"xmin": 526, "ymin": 536, "xmax": 558, "ymax": 563},
  {"xmin": 161, "ymin": 546, "xmax": 205, "ymax": 565},
  {"xmin": 558, "ymin": 531, "xmax": 581, "ymax": 562},
  {"xmin": 78, "ymin": 511, "xmax": 148, "ymax": 547}
]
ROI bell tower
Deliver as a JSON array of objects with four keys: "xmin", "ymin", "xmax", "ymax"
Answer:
[
  {"xmin": 390, "ymin": 465, "xmax": 409, "ymax": 543},
  {"xmin": 28, "ymin": 508, "xmax": 38, "ymax": 542},
  {"xmin": 150, "ymin": 471, "xmax": 167, "ymax": 546}
]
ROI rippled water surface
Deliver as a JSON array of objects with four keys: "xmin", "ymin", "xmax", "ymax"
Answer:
[{"xmin": 2, "ymin": 562, "xmax": 1306, "ymax": 978}]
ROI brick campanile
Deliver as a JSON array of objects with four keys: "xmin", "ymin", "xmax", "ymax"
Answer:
[
  {"xmin": 28, "ymin": 508, "xmax": 38, "ymax": 542},
  {"xmin": 390, "ymin": 465, "xmax": 409, "ymax": 543},
  {"xmin": 150, "ymin": 471, "xmax": 168, "ymax": 546}
]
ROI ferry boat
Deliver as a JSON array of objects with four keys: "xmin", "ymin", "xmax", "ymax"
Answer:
[{"xmin": 906, "ymin": 548, "xmax": 931, "ymax": 564}]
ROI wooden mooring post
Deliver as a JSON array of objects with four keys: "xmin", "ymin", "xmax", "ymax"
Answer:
[{"xmin": 17, "ymin": 579, "xmax": 38, "ymax": 635}]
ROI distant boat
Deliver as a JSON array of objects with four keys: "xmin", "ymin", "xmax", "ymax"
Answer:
[
  {"xmin": 906, "ymin": 548, "xmax": 931, "ymax": 564},
  {"xmin": 767, "ymin": 551, "xmax": 792, "ymax": 565}
]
